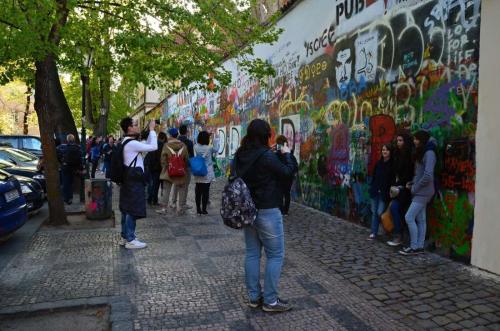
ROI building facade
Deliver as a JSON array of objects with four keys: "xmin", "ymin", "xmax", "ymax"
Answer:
[{"xmin": 160, "ymin": 0, "xmax": 499, "ymax": 274}]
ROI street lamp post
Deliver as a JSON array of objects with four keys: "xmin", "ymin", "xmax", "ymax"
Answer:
[{"xmin": 80, "ymin": 51, "xmax": 93, "ymax": 203}]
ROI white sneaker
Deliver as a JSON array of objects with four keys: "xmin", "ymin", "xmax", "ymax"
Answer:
[
  {"xmin": 125, "ymin": 239, "xmax": 147, "ymax": 249},
  {"xmin": 119, "ymin": 238, "xmax": 127, "ymax": 246},
  {"xmin": 169, "ymin": 203, "xmax": 176, "ymax": 209}
]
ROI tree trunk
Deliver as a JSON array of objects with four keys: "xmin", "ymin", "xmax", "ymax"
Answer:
[
  {"xmin": 35, "ymin": 55, "xmax": 68, "ymax": 225},
  {"xmin": 23, "ymin": 86, "xmax": 31, "ymax": 135},
  {"xmin": 47, "ymin": 59, "xmax": 79, "ymax": 144},
  {"xmin": 96, "ymin": 70, "xmax": 111, "ymax": 137},
  {"xmin": 83, "ymin": 74, "xmax": 96, "ymax": 131}
]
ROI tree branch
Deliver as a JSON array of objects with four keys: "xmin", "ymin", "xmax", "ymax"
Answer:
[
  {"xmin": 0, "ymin": 18, "xmax": 21, "ymax": 30},
  {"xmin": 76, "ymin": 4, "xmax": 128, "ymax": 22},
  {"xmin": 49, "ymin": 0, "xmax": 70, "ymax": 45},
  {"xmin": 77, "ymin": 0, "xmax": 123, "ymax": 7}
]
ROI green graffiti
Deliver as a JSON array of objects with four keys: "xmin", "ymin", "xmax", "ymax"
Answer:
[{"xmin": 430, "ymin": 192, "xmax": 473, "ymax": 256}]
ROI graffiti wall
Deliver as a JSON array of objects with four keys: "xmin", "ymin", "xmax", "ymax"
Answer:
[{"xmin": 164, "ymin": 0, "xmax": 480, "ymax": 261}]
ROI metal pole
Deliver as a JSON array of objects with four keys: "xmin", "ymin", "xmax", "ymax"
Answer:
[{"xmin": 79, "ymin": 74, "xmax": 87, "ymax": 203}]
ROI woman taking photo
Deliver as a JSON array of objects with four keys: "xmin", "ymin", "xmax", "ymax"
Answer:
[
  {"xmin": 399, "ymin": 130, "xmax": 437, "ymax": 256},
  {"xmin": 387, "ymin": 133, "xmax": 414, "ymax": 247},
  {"xmin": 193, "ymin": 131, "xmax": 218, "ymax": 215},
  {"xmin": 368, "ymin": 144, "xmax": 394, "ymax": 240},
  {"xmin": 233, "ymin": 119, "xmax": 297, "ymax": 313}
]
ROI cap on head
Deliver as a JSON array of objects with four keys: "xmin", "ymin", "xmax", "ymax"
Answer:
[{"xmin": 168, "ymin": 128, "xmax": 179, "ymax": 138}]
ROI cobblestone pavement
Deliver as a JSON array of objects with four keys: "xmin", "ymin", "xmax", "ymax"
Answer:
[{"xmin": 0, "ymin": 179, "xmax": 499, "ymax": 330}]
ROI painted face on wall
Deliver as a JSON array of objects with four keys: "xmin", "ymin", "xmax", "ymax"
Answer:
[{"xmin": 335, "ymin": 48, "xmax": 352, "ymax": 86}]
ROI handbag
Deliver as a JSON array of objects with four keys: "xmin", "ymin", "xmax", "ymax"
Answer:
[
  {"xmin": 380, "ymin": 201, "xmax": 394, "ymax": 233},
  {"xmin": 190, "ymin": 150, "xmax": 208, "ymax": 177}
]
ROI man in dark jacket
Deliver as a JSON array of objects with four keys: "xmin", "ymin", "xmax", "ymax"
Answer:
[
  {"xmin": 145, "ymin": 132, "xmax": 167, "ymax": 205},
  {"xmin": 56, "ymin": 134, "xmax": 83, "ymax": 205}
]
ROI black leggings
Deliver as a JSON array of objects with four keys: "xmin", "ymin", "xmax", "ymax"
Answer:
[
  {"xmin": 195, "ymin": 183, "xmax": 211, "ymax": 212},
  {"xmin": 91, "ymin": 159, "xmax": 99, "ymax": 179}
]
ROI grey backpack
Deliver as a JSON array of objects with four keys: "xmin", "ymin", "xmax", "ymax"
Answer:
[{"xmin": 220, "ymin": 151, "xmax": 266, "ymax": 229}]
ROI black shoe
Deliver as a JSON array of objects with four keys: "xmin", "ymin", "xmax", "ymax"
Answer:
[
  {"xmin": 415, "ymin": 248, "xmax": 425, "ymax": 254},
  {"xmin": 399, "ymin": 247, "xmax": 419, "ymax": 256},
  {"xmin": 247, "ymin": 297, "xmax": 263, "ymax": 308},
  {"xmin": 201, "ymin": 210, "xmax": 208, "ymax": 215},
  {"xmin": 65, "ymin": 199, "xmax": 72, "ymax": 205},
  {"xmin": 262, "ymin": 298, "xmax": 292, "ymax": 312},
  {"xmin": 197, "ymin": 210, "xmax": 202, "ymax": 216}
]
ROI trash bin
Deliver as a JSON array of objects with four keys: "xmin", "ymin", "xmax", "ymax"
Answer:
[{"xmin": 85, "ymin": 179, "xmax": 112, "ymax": 220}]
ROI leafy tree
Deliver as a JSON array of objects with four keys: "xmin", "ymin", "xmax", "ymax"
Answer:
[{"xmin": 0, "ymin": 0, "xmax": 281, "ymax": 224}]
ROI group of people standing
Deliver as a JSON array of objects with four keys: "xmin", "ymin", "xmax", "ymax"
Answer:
[
  {"xmin": 116, "ymin": 117, "xmax": 299, "ymax": 313},
  {"xmin": 86, "ymin": 135, "xmax": 117, "ymax": 179},
  {"xmin": 369, "ymin": 130, "xmax": 437, "ymax": 256},
  {"xmin": 142, "ymin": 125, "xmax": 218, "ymax": 216}
]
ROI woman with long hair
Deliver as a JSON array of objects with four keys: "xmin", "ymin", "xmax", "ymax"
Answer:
[
  {"xmin": 193, "ymin": 130, "xmax": 218, "ymax": 215},
  {"xmin": 387, "ymin": 133, "xmax": 414, "ymax": 246},
  {"xmin": 233, "ymin": 119, "xmax": 297, "ymax": 313},
  {"xmin": 368, "ymin": 144, "xmax": 395, "ymax": 240},
  {"xmin": 399, "ymin": 130, "xmax": 437, "ymax": 255}
]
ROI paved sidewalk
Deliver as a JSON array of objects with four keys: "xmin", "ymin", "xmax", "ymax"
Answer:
[{"xmin": 0, "ymin": 179, "xmax": 498, "ymax": 330}]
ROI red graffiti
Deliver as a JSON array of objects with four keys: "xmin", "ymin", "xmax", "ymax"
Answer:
[
  {"xmin": 368, "ymin": 115, "xmax": 396, "ymax": 175},
  {"xmin": 328, "ymin": 124, "xmax": 350, "ymax": 185},
  {"xmin": 443, "ymin": 140, "xmax": 476, "ymax": 192}
]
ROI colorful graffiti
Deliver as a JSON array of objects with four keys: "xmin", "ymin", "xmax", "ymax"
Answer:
[{"xmin": 163, "ymin": 0, "xmax": 480, "ymax": 260}]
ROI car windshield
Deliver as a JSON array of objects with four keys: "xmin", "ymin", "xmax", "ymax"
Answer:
[
  {"xmin": 5, "ymin": 148, "xmax": 37, "ymax": 162},
  {"xmin": 0, "ymin": 160, "xmax": 14, "ymax": 169}
]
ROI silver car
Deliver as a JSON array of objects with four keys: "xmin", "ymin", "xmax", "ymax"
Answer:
[{"xmin": 0, "ymin": 147, "xmax": 39, "ymax": 168}]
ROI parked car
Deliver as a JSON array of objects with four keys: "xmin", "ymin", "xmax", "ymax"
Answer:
[
  {"xmin": 0, "ymin": 169, "xmax": 28, "ymax": 239},
  {"xmin": 0, "ymin": 160, "xmax": 46, "ymax": 193},
  {"xmin": 0, "ymin": 147, "xmax": 39, "ymax": 167},
  {"xmin": 0, "ymin": 135, "xmax": 42, "ymax": 157},
  {"xmin": 15, "ymin": 175, "xmax": 44, "ymax": 213}
]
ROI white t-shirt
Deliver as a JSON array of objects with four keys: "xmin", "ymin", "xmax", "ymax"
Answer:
[{"xmin": 122, "ymin": 131, "xmax": 157, "ymax": 170}]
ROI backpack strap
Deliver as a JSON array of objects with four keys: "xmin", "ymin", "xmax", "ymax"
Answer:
[
  {"xmin": 166, "ymin": 146, "xmax": 184, "ymax": 157},
  {"xmin": 166, "ymin": 146, "xmax": 175, "ymax": 155},
  {"xmin": 122, "ymin": 138, "xmax": 139, "ymax": 168}
]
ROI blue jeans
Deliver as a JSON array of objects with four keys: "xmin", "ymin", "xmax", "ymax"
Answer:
[
  {"xmin": 405, "ymin": 201, "xmax": 427, "ymax": 249},
  {"xmin": 103, "ymin": 160, "xmax": 111, "ymax": 178},
  {"xmin": 121, "ymin": 213, "xmax": 137, "ymax": 242},
  {"xmin": 390, "ymin": 199, "xmax": 402, "ymax": 234},
  {"xmin": 370, "ymin": 194, "xmax": 386, "ymax": 235},
  {"xmin": 244, "ymin": 208, "xmax": 284, "ymax": 305}
]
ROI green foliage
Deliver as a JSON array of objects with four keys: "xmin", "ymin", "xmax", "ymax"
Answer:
[{"xmin": 1, "ymin": 0, "xmax": 282, "ymax": 135}]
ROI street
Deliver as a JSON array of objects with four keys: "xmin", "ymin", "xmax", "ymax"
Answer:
[{"xmin": 0, "ymin": 180, "xmax": 498, "ymax": 330}]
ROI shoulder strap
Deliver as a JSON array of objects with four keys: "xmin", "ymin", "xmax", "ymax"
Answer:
[
  {"xmin": 166, "ymin": 146, "xmax": 175, "ymax": 155},
  {"xmin": 122, "ymin": 139, "xmax": 139, "ymax": 168}
]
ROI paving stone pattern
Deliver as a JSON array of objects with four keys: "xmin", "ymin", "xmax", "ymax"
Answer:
[{"xmin": 0, "ymin": 180, "xmax": 499, "ymax": 330}]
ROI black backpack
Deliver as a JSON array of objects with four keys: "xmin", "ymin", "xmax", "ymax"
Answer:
[
  {"xmin": 63, "ymin": 144, "xmax": 81, "ymax": 167},
  {"xmin": 109, "ymin": 139, "xmax": 136, "ymax": 184}
]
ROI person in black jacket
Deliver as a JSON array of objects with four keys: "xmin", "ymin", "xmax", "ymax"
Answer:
[
  {"xmin": 275, "ymin": 135, "xmax": 298, "ymax": 216},
  {"xmin": 56, "ymin": 134, "xmax": 83, "ymax": 205},
  {"xmin": 234, "ymin": 119, "xmax": 297, "ymax": 313},
  {"xmin": 387, "ymin": 133, "xmax": 414, "ymax": 246},
  {"xmin": 145, "ymin": 131, "xmax": 167, "ymax": 205},
  {"xmin": 368, "ymin": 144, "xmax": 395, "ymax": 240}
]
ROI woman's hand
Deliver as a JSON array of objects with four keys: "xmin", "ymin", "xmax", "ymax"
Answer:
[{"xmin": 281, "ymin": 142, "xmax": 291, "ymax": 154}]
